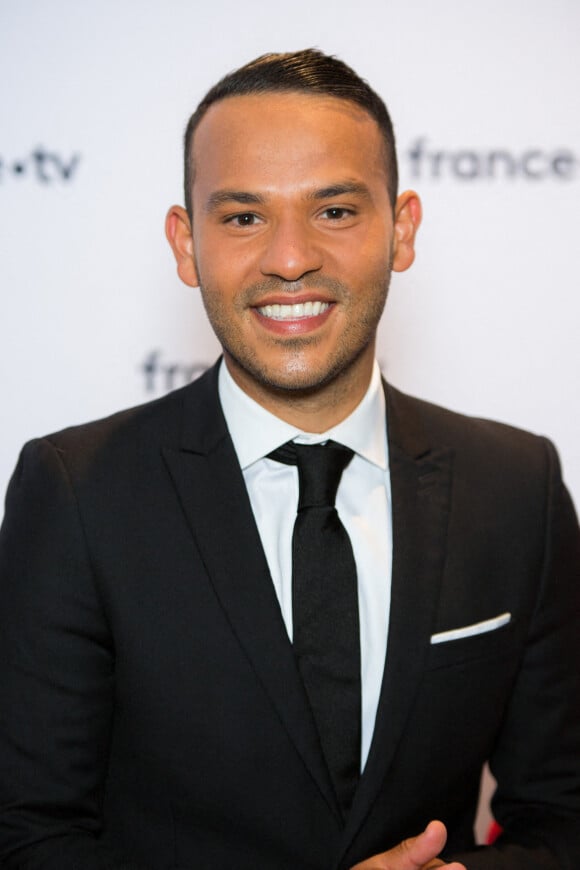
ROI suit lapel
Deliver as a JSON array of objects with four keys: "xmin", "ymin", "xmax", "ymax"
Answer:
[
  {"xmin": 338, "ymin": 384, "xmax": 454, "ymax": 863},
  {"xmin": 160, "ymin": 367, "xmax": 454, "ymax": 853},
  {"xmin": 162, "ymin": 364, "xmax": 342, "ymax": 823}
]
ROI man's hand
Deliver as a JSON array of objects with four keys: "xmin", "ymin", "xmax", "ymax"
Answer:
[{"xmin": 350, "ymin": 820, "xmax": 467, "ymax": 870}]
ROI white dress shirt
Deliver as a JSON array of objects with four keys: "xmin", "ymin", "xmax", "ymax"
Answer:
[{"xmin": 218, "ymin": 360, "xmax": 392, "ymax": 769}]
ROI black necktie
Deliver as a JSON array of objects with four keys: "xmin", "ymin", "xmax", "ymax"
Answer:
[{"xmin": 268, "ymin": 440, "xmax": 361, "ymax": 817}]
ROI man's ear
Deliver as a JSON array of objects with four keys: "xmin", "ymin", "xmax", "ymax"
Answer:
[
  {"xmin": 391, "ymin": 190, "xmax": 422, "ymax": 273},
  {"xmin": 165, "ymin": 205, "xmax": 200, "ymax": 287}
]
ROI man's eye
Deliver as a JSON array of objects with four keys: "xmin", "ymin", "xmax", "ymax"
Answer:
[
  {"xmin": 227, "ymin": 213, "xmax": 259, "ymax": 227},
  {"xmin": 321, "ymin": 207, "xmax": 352, "ymax": 220}
]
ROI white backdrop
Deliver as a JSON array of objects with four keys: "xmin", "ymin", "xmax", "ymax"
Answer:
[
  {"xmin": 1, "ymin": 0, "xmax": 579, "ymax": 841},
  {"xmin": 2, "ymin": 0, "xmax": 578, "ymax": 503}
]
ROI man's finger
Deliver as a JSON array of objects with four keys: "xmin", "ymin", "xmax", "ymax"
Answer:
[
  {"xmin": 350, "ymin": 820, "xmax": 466, "ymax": 869},
  {"xmin": 396, "ymin": 820, "xmax": 448, "ymax": 867}
]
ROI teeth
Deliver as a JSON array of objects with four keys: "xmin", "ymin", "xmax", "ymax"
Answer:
[{"xmin": 257, "ymin": 301, "xmax": 330, "ymax": 320}]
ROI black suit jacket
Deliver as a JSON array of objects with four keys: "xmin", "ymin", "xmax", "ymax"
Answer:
[{"xmin": 1, "ymin": 362, "xmax": 579, "ymax": 869}]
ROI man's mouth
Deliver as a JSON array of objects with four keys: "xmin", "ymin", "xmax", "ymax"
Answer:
[{"xmin": 256, "ymin": 301, "xmax": 331, "ymax": 320}]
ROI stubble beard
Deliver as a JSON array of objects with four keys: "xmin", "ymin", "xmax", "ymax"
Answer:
[{"xmin": 199, "ymin": 270, "xmax": 392, "ymax": 400}]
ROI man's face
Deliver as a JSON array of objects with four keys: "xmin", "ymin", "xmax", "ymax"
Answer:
[{"xmin": 169, "ymin": 91, "xmax": 420, "ymax": 409}]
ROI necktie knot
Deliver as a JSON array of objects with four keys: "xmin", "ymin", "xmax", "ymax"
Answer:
[{"xmin": 268, "ymin": 440, "xmax": 354, "ymax": 510}]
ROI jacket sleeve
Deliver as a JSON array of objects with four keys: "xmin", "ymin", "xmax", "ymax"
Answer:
[
  {"xmin": 446, "ymin": 439, "xmax": 580, "ymax": 869},
  {"xmin": 0, "ymin": 439, "xmax": 149, "ymax": 870}
]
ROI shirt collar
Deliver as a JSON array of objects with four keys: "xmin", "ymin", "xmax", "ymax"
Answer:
[{"xmin": 218, "ymin": 359, "xmax": 388, "ymax": 472}]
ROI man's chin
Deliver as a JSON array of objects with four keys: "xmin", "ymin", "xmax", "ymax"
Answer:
[
  {"xmin": 224, "ymin": 351, "xmax": 366, "ymax": 400},
  {"xmin": 239, "ymin": 369, "xmax": 331, "ymax": 397}
]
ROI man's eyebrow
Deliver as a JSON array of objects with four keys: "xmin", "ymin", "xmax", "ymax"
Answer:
[
  {"xmin": 306, "ymin": 181, "xmax": 371, "ymax": 200},
  {"xmin": 205, "ymin": 182, "xmax": 372, "ymax": 211},
  {"xmin": 205, "ymin": 190, "xmax": 266, "ymax": 212}
]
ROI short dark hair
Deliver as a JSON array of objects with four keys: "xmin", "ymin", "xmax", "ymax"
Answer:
[{"xmin": 183, "ymin": 49, "xmax": 398, "ymax": 218}]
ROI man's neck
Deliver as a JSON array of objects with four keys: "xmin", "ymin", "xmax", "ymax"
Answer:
[{"xmin": 223, "ymin": 353, "xmax": 375, "ymax": 434}]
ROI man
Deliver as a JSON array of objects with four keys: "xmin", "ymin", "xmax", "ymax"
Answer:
[{"xmin": 0, "ymin": 50, "xmax": 579, "ymax": 870}]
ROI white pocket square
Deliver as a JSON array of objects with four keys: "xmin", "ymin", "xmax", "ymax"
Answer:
[{"xmin": 430, "ymin": 612, "xmax": 512, "ymax": 645}]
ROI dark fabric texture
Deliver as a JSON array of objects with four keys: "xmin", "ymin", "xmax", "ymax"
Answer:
[
  {"xmin": 0, "ymin": 361, "xmax": 579, "ymax": 869},
  {"xmin": 269, "ymin": 441, "xmax": 361, "ymax": 818}
]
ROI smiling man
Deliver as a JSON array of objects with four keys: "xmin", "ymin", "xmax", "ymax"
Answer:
[
  {"xmin": 1, "ymin": 50, "xmax": 579, "ymax": 870},
  {"xmin": 166, "ymin": 88, "xmax": 419, "ymax": 429}
]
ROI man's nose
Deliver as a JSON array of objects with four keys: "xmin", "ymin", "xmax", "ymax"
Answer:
[{"xmin": 259, "ymin": 218, "xmax": 323, "ymax": 281}]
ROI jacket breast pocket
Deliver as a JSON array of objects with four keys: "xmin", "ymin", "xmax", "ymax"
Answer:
[{"xmin": 427, "ymin": 618, "xmax": 518, "ymax": 671}]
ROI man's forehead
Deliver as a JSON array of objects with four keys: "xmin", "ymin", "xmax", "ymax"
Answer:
[
  {"xmin": 191, "ymin": 91, "xmax": 381, "ymax": 153},
  {"xmin": 187, "ymin": 91, "xmax": 392, "ymax": 209}
]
